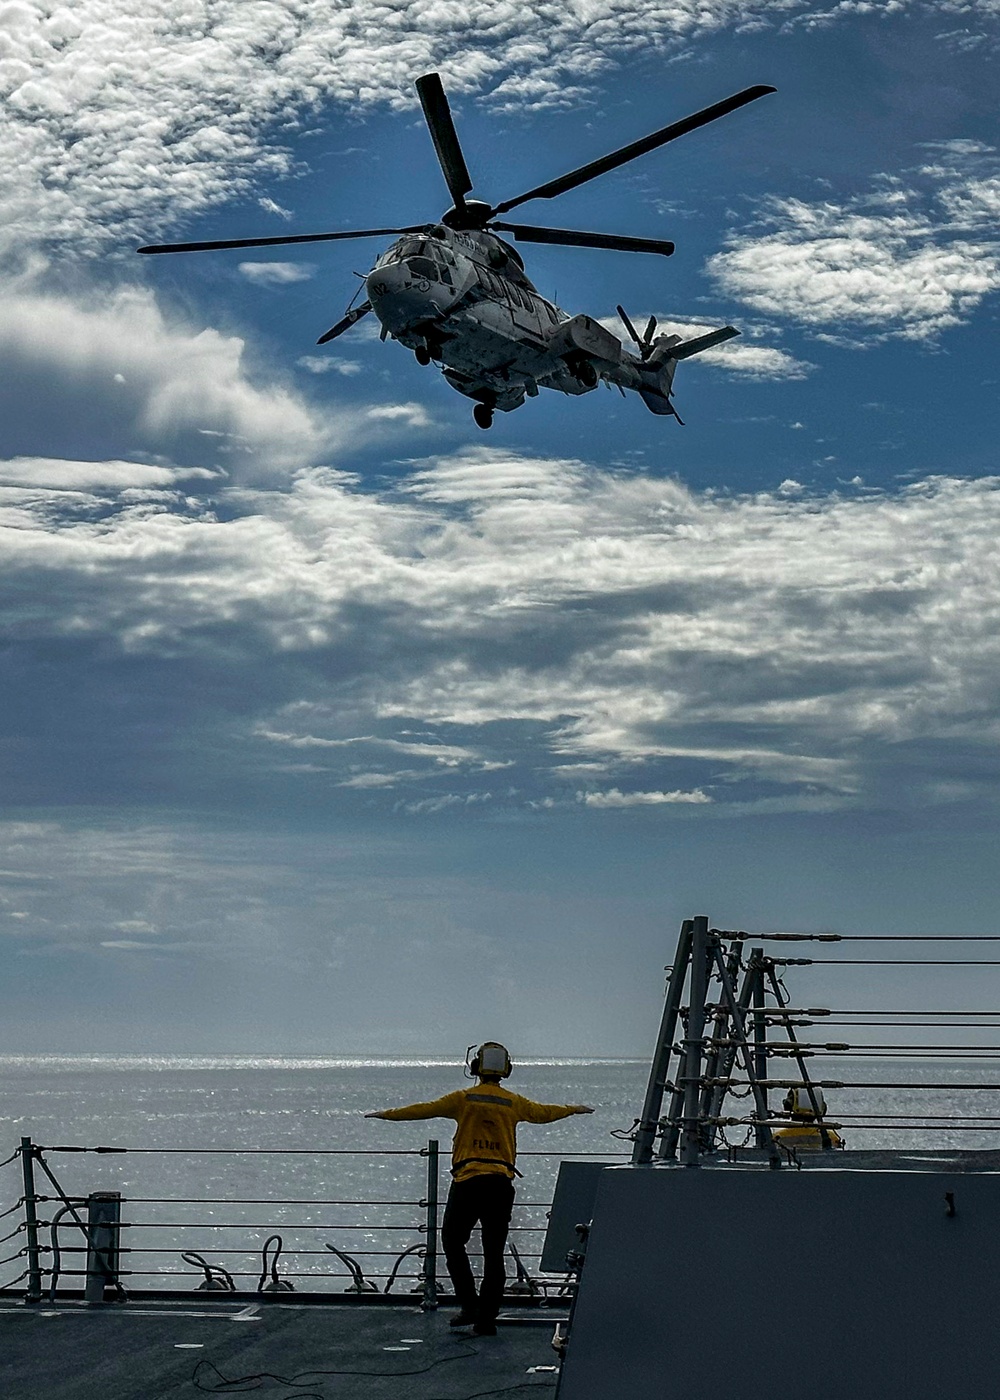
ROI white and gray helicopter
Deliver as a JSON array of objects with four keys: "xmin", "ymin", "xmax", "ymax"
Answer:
[{"xmin": 139, "ymin": 74, "xmax": 775, "ymax": 429}]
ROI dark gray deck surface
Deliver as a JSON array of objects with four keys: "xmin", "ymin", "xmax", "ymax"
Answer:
[{"xmin": 0, "ymin": 1298, "xmax": 565, "ymax": 1400}]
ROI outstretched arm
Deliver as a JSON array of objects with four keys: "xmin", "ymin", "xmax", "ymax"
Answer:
[
  {"xmin": 517, "ymin": 1097, "xmax": 595, "ymax": 1124},
  {"xmin": 364, "ymin": 1090, "xmax": 464, "ymax": 1122}
]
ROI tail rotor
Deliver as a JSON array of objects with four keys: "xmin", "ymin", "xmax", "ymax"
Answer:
[{"xmin": 617, "ymin": 305, "xmax": 658, "ymax": 361}]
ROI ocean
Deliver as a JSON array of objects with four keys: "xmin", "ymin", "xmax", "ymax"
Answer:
[{"xmin": 2, "ymin": 1055, "xmax": 999, "ymax": 1293}]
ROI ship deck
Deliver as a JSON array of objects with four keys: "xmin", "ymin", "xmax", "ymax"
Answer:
[{"xmin": 0, "ymin": 1296, "xmax": 564, "ymax": 1400}]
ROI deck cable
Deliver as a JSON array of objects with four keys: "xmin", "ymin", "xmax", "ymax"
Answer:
[
  {"xmin": 718, "ymin": 932, "xmax": 1000, "ymax": 942},
  {"xmin": 192, "ymin": 1346, "xmax": 481, "ymax": 1394},
  {"xmin": 765, "ymin": 959, "xmax": 1000, "ymax": 966}
]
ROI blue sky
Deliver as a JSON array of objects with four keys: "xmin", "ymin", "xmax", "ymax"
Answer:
[{"xmin": 2, "ymin": 0, "xmax": 999, "ymax": 1055}]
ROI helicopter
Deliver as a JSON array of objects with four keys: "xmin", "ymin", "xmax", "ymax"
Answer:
[{"xmin": 139, "ymin": 74, "xmax": 775, "ymax": 430}]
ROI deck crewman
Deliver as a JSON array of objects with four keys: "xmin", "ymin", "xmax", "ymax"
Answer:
[
  {"xmin": 772, "ymin": 1086, "xmax": 843, "ymax": 1151},
  {"xmin": 366, "ymin": 1041, "xmax": 593, "ymax": 1335}
]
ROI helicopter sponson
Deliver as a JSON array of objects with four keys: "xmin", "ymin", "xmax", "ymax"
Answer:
[{"xmin": 139, "ymin": 74, "xmax": 773, "ymax": 431}]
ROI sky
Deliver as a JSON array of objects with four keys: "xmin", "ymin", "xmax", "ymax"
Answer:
[{"xmin": 2, "ymin": 0, "xmax": 999, "ymax": 1057}]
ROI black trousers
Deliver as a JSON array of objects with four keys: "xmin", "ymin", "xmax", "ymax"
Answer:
[{"xmin": 440, "ymin": 1173, "xmax": 515, "ymax": 1321}]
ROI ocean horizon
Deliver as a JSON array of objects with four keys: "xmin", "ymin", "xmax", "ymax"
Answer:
[{"xmin": 4, "ymin": 1055, "xmax": 999, "ymax": 1294}]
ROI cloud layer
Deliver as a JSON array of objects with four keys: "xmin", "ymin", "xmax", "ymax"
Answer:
[
  {"xmin": 0, "ymin": 0, "xmax": 778, "ymax": 250},
  {"xmin": 4, "ymin": 447, "xmax": 1000, "ymax": 820},
  {"xmin": 4, "ymin": 0, "xmax": 976, "ymax": 256},
  {"xmin": 0, "ymin": 279, "xmax": 335, "ymax": 473},
  {"xmin": 710, "ymin": 147, "xmax": 1000, "ymax": 341}
]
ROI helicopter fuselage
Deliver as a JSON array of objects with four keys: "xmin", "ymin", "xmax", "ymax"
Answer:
[
  {"xmin": 365, "ymin": 225, "xmax": 648, "ymax": 415},
  {"xmin": 138, "ymin": 74, "xmax": 770, "ymax": 428}
]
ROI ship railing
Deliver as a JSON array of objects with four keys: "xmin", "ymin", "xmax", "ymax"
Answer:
[{"xmin": 0, "ymin": 1137, "xmax": 628, "ymax": 1305}]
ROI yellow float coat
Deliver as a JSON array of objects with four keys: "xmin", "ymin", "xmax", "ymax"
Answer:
[
  {"xmin": 773, "ymin": 1123, "xmax": 843, "ymax": 1150},
  {"xmin": 379, "ymin": 1083, "xmax": 577, "ymax": 1182}
]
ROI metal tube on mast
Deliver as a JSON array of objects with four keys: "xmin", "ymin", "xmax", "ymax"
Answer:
[
  {"xmin": 711, "ymin": 944, "xmax": 779, "ymax": 1166},
  {"xmin": 699, "ymin": 942, "xmax": 742, "ymax": 1144},
  {"xmin": 680, "ymin": 916, "xmax": 711, "ymax": 1166},
  {"xmin": 632, "ymin": 921, "xmax": 693, "ymax": 1165},
  {"xmin": 705, "ymin": 949, "xmax": 759, "ymax": 1130},
  {"xmin": 751, "ymin": 948, "xmax": 769, "ymax": 1148}
]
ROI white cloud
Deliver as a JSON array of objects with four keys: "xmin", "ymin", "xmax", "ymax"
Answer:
[
  {"xmin": 6, "ymin": 449, "xmax": 1000, "ymax": 815},
  {"xmin": 297, "ymin": 356, "xmax": 363, "ymax": 376},
  {"xmin": 367, "ymin": 402, "xmax": 432, "ymax": 428},
  {"xmin": 238, "ymin": 262, "xmax": 315, "ymax": 286},
  {"xmin": 710, "ymin": 156, "xmax": 1000, "ymax": 340},
  {"xmin": 338, "ymin": 772, "xmax": 406, "ymax": 788},
  {"xmin": 580, "ymin": 788, "xmax": 712, "ymax": 807},
  {"xmin": 258, "ymin": 197, "xmax": 292, "ymax": 219},
  {"xmin": 0, "ymin": 0, "xmax": 921, "ymax": 261},
  {"xmin": 0, "ymin": 281, "xmax": 340, "ymax": 475},
  {"xmin": 0, "ymin": 457, "xmax": 217, "ymax": 491}
]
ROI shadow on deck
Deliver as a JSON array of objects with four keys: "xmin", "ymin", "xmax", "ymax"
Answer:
[{"xmin": 0, "ymin": 1297, "xmax": 565, "ymax": 1400}]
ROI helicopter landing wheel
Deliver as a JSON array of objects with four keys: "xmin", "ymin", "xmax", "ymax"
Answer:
[
  {"xmin": 414, "ymin": 345, "xmax": 431, "ymax": 366},
  {"xmin": 473, "ymin": 403, "xmax": 494, "ymax": 430}
]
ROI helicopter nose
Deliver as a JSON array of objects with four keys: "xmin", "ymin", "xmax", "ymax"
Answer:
[
  {"xmin": 366, "ymin": 261, "xmax": 439, "ymax": 333},
  {"xmin": 366, "ymin": 262, "xmax": 421, "ymax": 328}
]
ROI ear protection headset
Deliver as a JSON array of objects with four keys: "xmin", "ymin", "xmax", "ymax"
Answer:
[
  {"xmin": 466, "ymin": 1041, "xmax": 512, "ymax": 1080},
  {"xmin": 782, "ymin": 1085, "xmax": 827, "ymax": 1118}
]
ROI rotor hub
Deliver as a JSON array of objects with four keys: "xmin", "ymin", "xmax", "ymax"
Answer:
[{"xmin": 441, "ymin": 200, "xmax": 493, "ymax": 230}]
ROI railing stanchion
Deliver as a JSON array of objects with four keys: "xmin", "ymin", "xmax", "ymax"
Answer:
[
  {"xmin": 422, "ymin": 1138, "xmax": 439, "ymax": 1310},
  {"xmin": 20, "ymin": 1137, "xmax": 42, "ymax": 1304}
]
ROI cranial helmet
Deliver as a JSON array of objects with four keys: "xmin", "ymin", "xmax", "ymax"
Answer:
[
  {"xmin": 782, "ymin": 1085, "xmax": 827, "ymax": 1119},
  {"xmin": 470, "ymin": 1042, "xmax": 512, "ymax": 1080}
]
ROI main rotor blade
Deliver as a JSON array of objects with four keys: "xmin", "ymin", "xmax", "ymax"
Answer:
[
  {"xmin": 493, "ymin": 223, "xmax": 674, "ymax": 257},
  {"xmin": 616, "ymin": 304, "xmax": 641, "ymax": 346},
  {"xmin": 492, "ymin": 85, "xmax": 776, "ymax": 215},
  {"xmin": 137, "ymin": 226, "xmax": 427, "ymax": 255},
  {"xmin": 415, "ymin": 72, "xmax": 474, "ymax": 209},
  {"xmin": 316, "ymin": 301, "xmax": 372, "ymax": 345}
]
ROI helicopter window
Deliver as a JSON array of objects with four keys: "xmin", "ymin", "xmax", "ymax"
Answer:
[
  {"xmin": 397, "ymin": 238, "xmax": 426, "ymax": 258},
  {"xmin": 476, "ymin": 266, "xmax": 502, "ymax": 297},
  {"xmin": 407, "ymin": 256, "xmax": 438, "ymax": 280},
  {"xmin": 542, "ymin": 301, "xmax": 558, "ymax": 324}
]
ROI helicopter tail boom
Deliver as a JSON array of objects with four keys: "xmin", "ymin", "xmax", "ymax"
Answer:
[{"xmin": 636, "ymin": 324, "xmax": 739, "ymax": 417}]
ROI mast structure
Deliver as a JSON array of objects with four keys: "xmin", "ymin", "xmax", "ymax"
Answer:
[{"xmin": 631, "ymin": 916, "xmax": 835, "ymax": 1167}]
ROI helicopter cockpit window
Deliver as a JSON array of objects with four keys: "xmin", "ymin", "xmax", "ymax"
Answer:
[
  {"xmin": 425, "ymin": 241, "xmax": 454, "ymax": 265},
  {"xmin": 376, "ymin": 238, "xmax": 426, "ymax": 267},
  {"xmin": 407, "ymin": 256, "xmax": 439, "ymax": 280}
]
